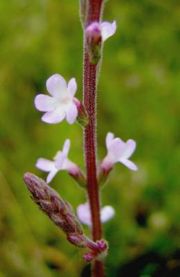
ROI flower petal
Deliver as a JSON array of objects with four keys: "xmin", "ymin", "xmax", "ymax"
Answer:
[
  {"xmin": 122, "ymin": 139, "xmax": 136, "ymax": 159},
  {"xmin": 77, "ymin": 203, "xmax": 115, "ymax": 226},
  {"xmin": 108, "ymin": 138, "xmax": 126, "ymax": 162},
  {"xmin": 119, "ymin": 158, "xmax": 138, "ymax": 171},
  {"xmin": 41, "ymin": 109, "xmax": 65, "ymax": 124},
  {"xmin": 66, "ymin": 103, "xmax": 78, "ymax": 124},
  {"xmin": 101, "ymin": 206, "xmax": 115, "ymax": 222},
  {"xmin": 46, "ymin": 74, "xmax": 67, "ymax": 98},
  {"xmin": 67, "ymin": 78, "xmax": 77, "ymax": 97},
  {"xmin": 46, "ymin": 168, "xmax": 58, "ymax": 183},
  {"xmin": 55, "ymin": 151, "xmax": 66, "ymax": 169},
  {"xmin": 36, "ymin": 158, "xmax": 55, "ymax": 172},
  {"xmin": 106, "ymin": 132, "xmax": 114, "ymax": 149},
  {"xmin": 100, "ymin": 21, "xmax": 116, "ymax": 42},
  {"xmin": 34, "ymin": 94, "xmax": 57, "ymax": 112},
  {"xmin": 62, "ymin": 139, "xmax": 70, "ymax": 156},
  {"xmin": 77, "ymin": 203, "xmax": 92, "ymax": 226},
  {"xmin": 54, "ymin": 140, "xmax": 70, "ymax": 170}
]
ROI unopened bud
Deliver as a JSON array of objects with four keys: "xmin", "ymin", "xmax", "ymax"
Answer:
[
  {"xmin": 83, "ymin": 252, "xmax": 94, "ymax": 262},
  {"xmin": 67, "ymin": 233, "xmax": 86, "ymax": 248},
  {"xmin": 86, "ymin": 22, "xmax": 102, "ymax": 45},
  {"xmin": 85, "ymin": 22, "xmax": 102, "ymax": 64},
  {"xmin": 84, "ymin": 239, "xmax": 108, "ymax": 262}
]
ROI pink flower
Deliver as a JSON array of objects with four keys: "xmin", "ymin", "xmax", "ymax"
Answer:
[
  {"xmin": 101, "ymin": 132, "xmax": 138, "ymax": 171},
  {"xmin": 36, "ymin": 139, "xmax": 78, "ymax": 183},
  {"xmin": 77, "ymin": 202, "xmax": 115, "ymax": 226},
  {"xmin": 86, "ymin": 21, "xmax": 117, "ymax": 42},
  {"xmin": 34, "ymin": 74, "xmax": 78, "ymax": 124}
]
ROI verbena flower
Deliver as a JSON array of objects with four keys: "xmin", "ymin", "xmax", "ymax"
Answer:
[
  {"xmin": 36, "ymin": 139, "xmax": 78, "ymax": 183},
  {"xmin": 86, "ymin": 21, "xmax": 116, "ymax": 43},
  {"xmin": 34, "ymin": 74, "xmax": 78, "ymax": 124},
  {"xmin": 101, "ymin": 132, "xmax": 138, "ymax": 171},
  {"xmin": 77, "ymin": 202, "xmax": 115, "ymax": 226}
]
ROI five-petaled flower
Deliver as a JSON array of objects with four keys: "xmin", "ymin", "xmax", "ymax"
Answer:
[
  {"xmin": 34, "ymin": 74, "xmax": 79, "ymax": 124},
  {"xmin": 86, "ymin": 21, "xmax": 117, "ymax": 43},
  {"xmin": 36, "ymin": 139, "xmax": 79, "ymax": 183},
  {"xmin": 101, "ymin": 132, "xmax": 138, "ymax": 172},
  {"xmin": 77, "ymin": 202, "xmax": 115, "ymax": 226}
]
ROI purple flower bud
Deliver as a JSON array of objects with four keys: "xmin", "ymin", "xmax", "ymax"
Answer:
[
  {"xmin": 85, "ymin": 21, "xmax": 116, "ymax": 63},
  {"xmin": 83, "ymin": 252, "xmax": 94, "ymax": 263},
  {"xmin": 67, "ymin": 233, "xmax": 86, "ymax": 248},
  {"xmin": 83, "ymin": 239, "xmax": 108, "ymax": 262},
  {"xmin": 86, "ymin": 22, "xmax": 102, "ymax": 45},
  {"xmin": 86, "ymin": 21, "xmax": 117, "ymax": 43}
]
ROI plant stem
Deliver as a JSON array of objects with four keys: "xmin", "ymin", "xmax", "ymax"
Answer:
[
  {"xmin": 84, "ymin": 56, "xmax": 102, "ymax": 240},
  {"xmin": 83, "ymin": 0, "xmax": 104, "ymax": 276}
]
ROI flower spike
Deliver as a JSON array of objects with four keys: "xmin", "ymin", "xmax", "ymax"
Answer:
[
  {"xmin": 24, "ymin": 173, "xmax": 108, "ymax": 262},
  {"xmin": 34, "ymin": 74, "xmax": 79, "ymax": 124}
]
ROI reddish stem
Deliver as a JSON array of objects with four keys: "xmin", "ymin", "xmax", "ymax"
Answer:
[
  {"xmin": 83, "ymin": 0, "xmax": 104, "ymax": 276},
  {"xmin": 84, "ymin": 55, "xmax": 101, "ymax": 241}
]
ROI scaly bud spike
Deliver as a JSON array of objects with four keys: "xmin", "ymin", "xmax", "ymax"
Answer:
[
  {"xmin": 24, "ymin": 172, "xmax": 108, "ymax": 261},
  {"xmin": 24, "ymin": 173, "xmax": 83, "ymax": 236}
]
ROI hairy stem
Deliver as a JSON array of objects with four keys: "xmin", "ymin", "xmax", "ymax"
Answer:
[{"xmin": 83, "ymin": 0, "xmax": 104, "ymax": 276}]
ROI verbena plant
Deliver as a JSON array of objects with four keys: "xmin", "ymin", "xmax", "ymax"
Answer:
[{"xmin": 24, "ymin": 1, "xmax": 138, "ymax": 276}]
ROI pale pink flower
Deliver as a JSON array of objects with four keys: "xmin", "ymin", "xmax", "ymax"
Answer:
[
  {"xmin": 101, "ymin": 132, "xmax": 138, "ymax": 171},
  {"xmin": 86, "ymin": 21, "xmax": 117, "ymax": 42},
  {"xmin": 77, "ymin": 202, "xmax": 115, "ymax": 226},
  {"xmin": 34, "ymin": 74, "xmax": 78, "ymax": 124},
  {"xmin": 36, "ymin": 139, "xmax": 78, "ymax": 183}
]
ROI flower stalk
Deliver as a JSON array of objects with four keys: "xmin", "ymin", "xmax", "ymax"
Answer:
[{"xmin": 83, "ymin": 0, "xmax": 105, "ymax": 276}]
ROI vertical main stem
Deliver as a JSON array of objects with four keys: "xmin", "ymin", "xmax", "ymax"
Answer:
[
  {"xmin": 84, "ymin": 54, "xmax": 102, "ymax": 241},
  {"xmin": 83, "ymin": 0, "xmax": 104, "ymax": 276}
]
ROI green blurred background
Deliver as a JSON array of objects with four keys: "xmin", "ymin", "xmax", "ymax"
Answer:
[{"xmin": 0, "ymin": 0, "xmax": 179, "ymax": 276}]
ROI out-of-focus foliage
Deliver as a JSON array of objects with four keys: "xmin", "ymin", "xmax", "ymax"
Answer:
[{"xmin": 0, "ymin": 0, "xmax": 179, "ymax": 276}]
